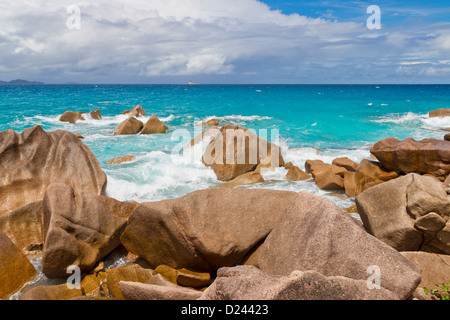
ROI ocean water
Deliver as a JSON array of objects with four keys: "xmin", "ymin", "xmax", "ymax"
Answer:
[
  {"xmin": 1, "ymin": 84, "xmax": 450, "ymax": 210},
  {"xmin": 2, "ymin": 84, "xmax": 450, "ymax": 298}
]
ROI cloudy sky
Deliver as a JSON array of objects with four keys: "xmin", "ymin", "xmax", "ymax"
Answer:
[{"xmin": 0, "ymin": 0, "xmax": 449, "ymax": 84}]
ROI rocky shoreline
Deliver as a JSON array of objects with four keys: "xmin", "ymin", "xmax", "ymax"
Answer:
[{"xmin": 0, "ymin": 105, "xmax": 449, "ymax": 301}]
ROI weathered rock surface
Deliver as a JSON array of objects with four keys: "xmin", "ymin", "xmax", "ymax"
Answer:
[
  {"xmin": 0, "ymin": 231, "xmax": 37, "ymax": 299},
  {"xmin": 0, "ymin": 201, "xmax": 43, "ymax": 256},
  {"xmin": 0, "ymin": 125, "xmax": 107, "ymax": 217},
  {"xmin": 371, "ymin": 137, "xmax": 450, "ymax": 178},
  {"xmin": 258, "ymin": 192, "xmax": 422, "ymax": 300},
  {"xmin": 120, "ymin": 188, "xmax": 298, "ymax": 272},
  {"xmin": 140, "ymin": 115, "xmax": 168, "ymax": 134},
  {"xmin": 356, "ymin": 174, "xmax": 450, "ymax": 254},
  {"xmin": 401, "ymin": 251, "xmax": 450, "ymax": 300},
  {"xmin": 42, "ymin": 184, "xmax": 128, "ymax": 278},
  {"xmin": 114, "ymin": 117, "xmax": 144, "ymax": 135},
  {"xmin": 119, "ymin": 281, "xmax": 202, "ymax": 301},
  {"xmin": 199, "ymin": 266, "xmax": 399, "ymax": 300},
  {"xmin": 202, "ymin": 125, "xmax": 284, "ymax": 181}
]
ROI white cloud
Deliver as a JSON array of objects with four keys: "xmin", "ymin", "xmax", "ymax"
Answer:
[{"xmin": 0, "ymin": 0, "xmax": 449, "ymax": 83}]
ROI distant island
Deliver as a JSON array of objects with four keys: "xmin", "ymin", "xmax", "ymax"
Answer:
[
  {"xmin": 187, "ymin": 81, "xmax": 198, "ymax": 85},
  {"xmin": 0, "ymin": 79, "xmax": 45, "ymax": 86}
]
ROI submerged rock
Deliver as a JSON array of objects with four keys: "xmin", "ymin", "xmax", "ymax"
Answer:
[
  {"xmin": 197, "ymin": 119, "xmax": 220, "ymax": 127},
  {"xmin": 0, "ymin": 125, "xmax": 107, "ymax": 217},
  {"xmin": 216, "ymin": 171, "xmax": 265, "ymax": 188},
  {"xmin": 106, "ymin": 155, "xmax": 136, "ymax": 165}
]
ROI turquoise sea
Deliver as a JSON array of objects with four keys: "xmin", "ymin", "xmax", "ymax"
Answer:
[{"xmin": 1, "ymin": 84, "xmax": 450, "ymax": 209}]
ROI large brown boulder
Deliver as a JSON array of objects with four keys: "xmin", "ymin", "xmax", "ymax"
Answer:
[
  {"xmin": 42, "ymin": 184, "xmax": 128, "ymax": 278},
  {"xmin": 0, "ymin": 201, "xmax": 43, "ymax": 257},
  {"xmin": 59, "ymin": 111, "xmax": 85, "ymax": 124},
  {"xmin": 200, "ymin": 265, "xmax": 399, "ymax": 300},
  {"xmin": 114, "ymin": 117, "xmax": 144, "ymax": 135},
  {"xmin": 120, "ymin": 188, "xmax": 298, "ymax": 272},
  {"xmin": 257, "ymin": 192, "xmax": 422, "ymax": 300},
  {"xmin": 0, "ymin": 125, "xmax": 107, "ymax": 217},
  {"xmin": 0, "ymin": 231, "xmax": 37, "ymax": 299},
  {"xmin": 356, "ymin": 174, "xmax": 450, "ymax": 254},
  {"xmin": 202, "ymin": 125, "xmax": 284, "ymax": 181},
  {"xmin": 371, "ymin": 137, "xmax": 450, "ymax": 179},
  {"xmin": 401, "ymin": 252, "xmax": 450, "ymax": 300},
  {"xmin": 140, "ymin": 115, "xmax": 169, "ymax": 135},
  {"xmin": 429, "ymin": 108, "xmax": 450, "ymax": 118}
]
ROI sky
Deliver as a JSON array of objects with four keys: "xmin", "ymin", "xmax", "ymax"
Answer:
[{"xmin": 0, "ymin": 0, "xmax": 449, "ymax": 84}]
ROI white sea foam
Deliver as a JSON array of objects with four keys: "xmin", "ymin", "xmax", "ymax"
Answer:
[
  {"xmin": 372, "ymin": 112, "xmax": 450, "ymax": 131},
  {"xmin": 198, "ymin": 115, "xmax": 273, "ymax": 124}
]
